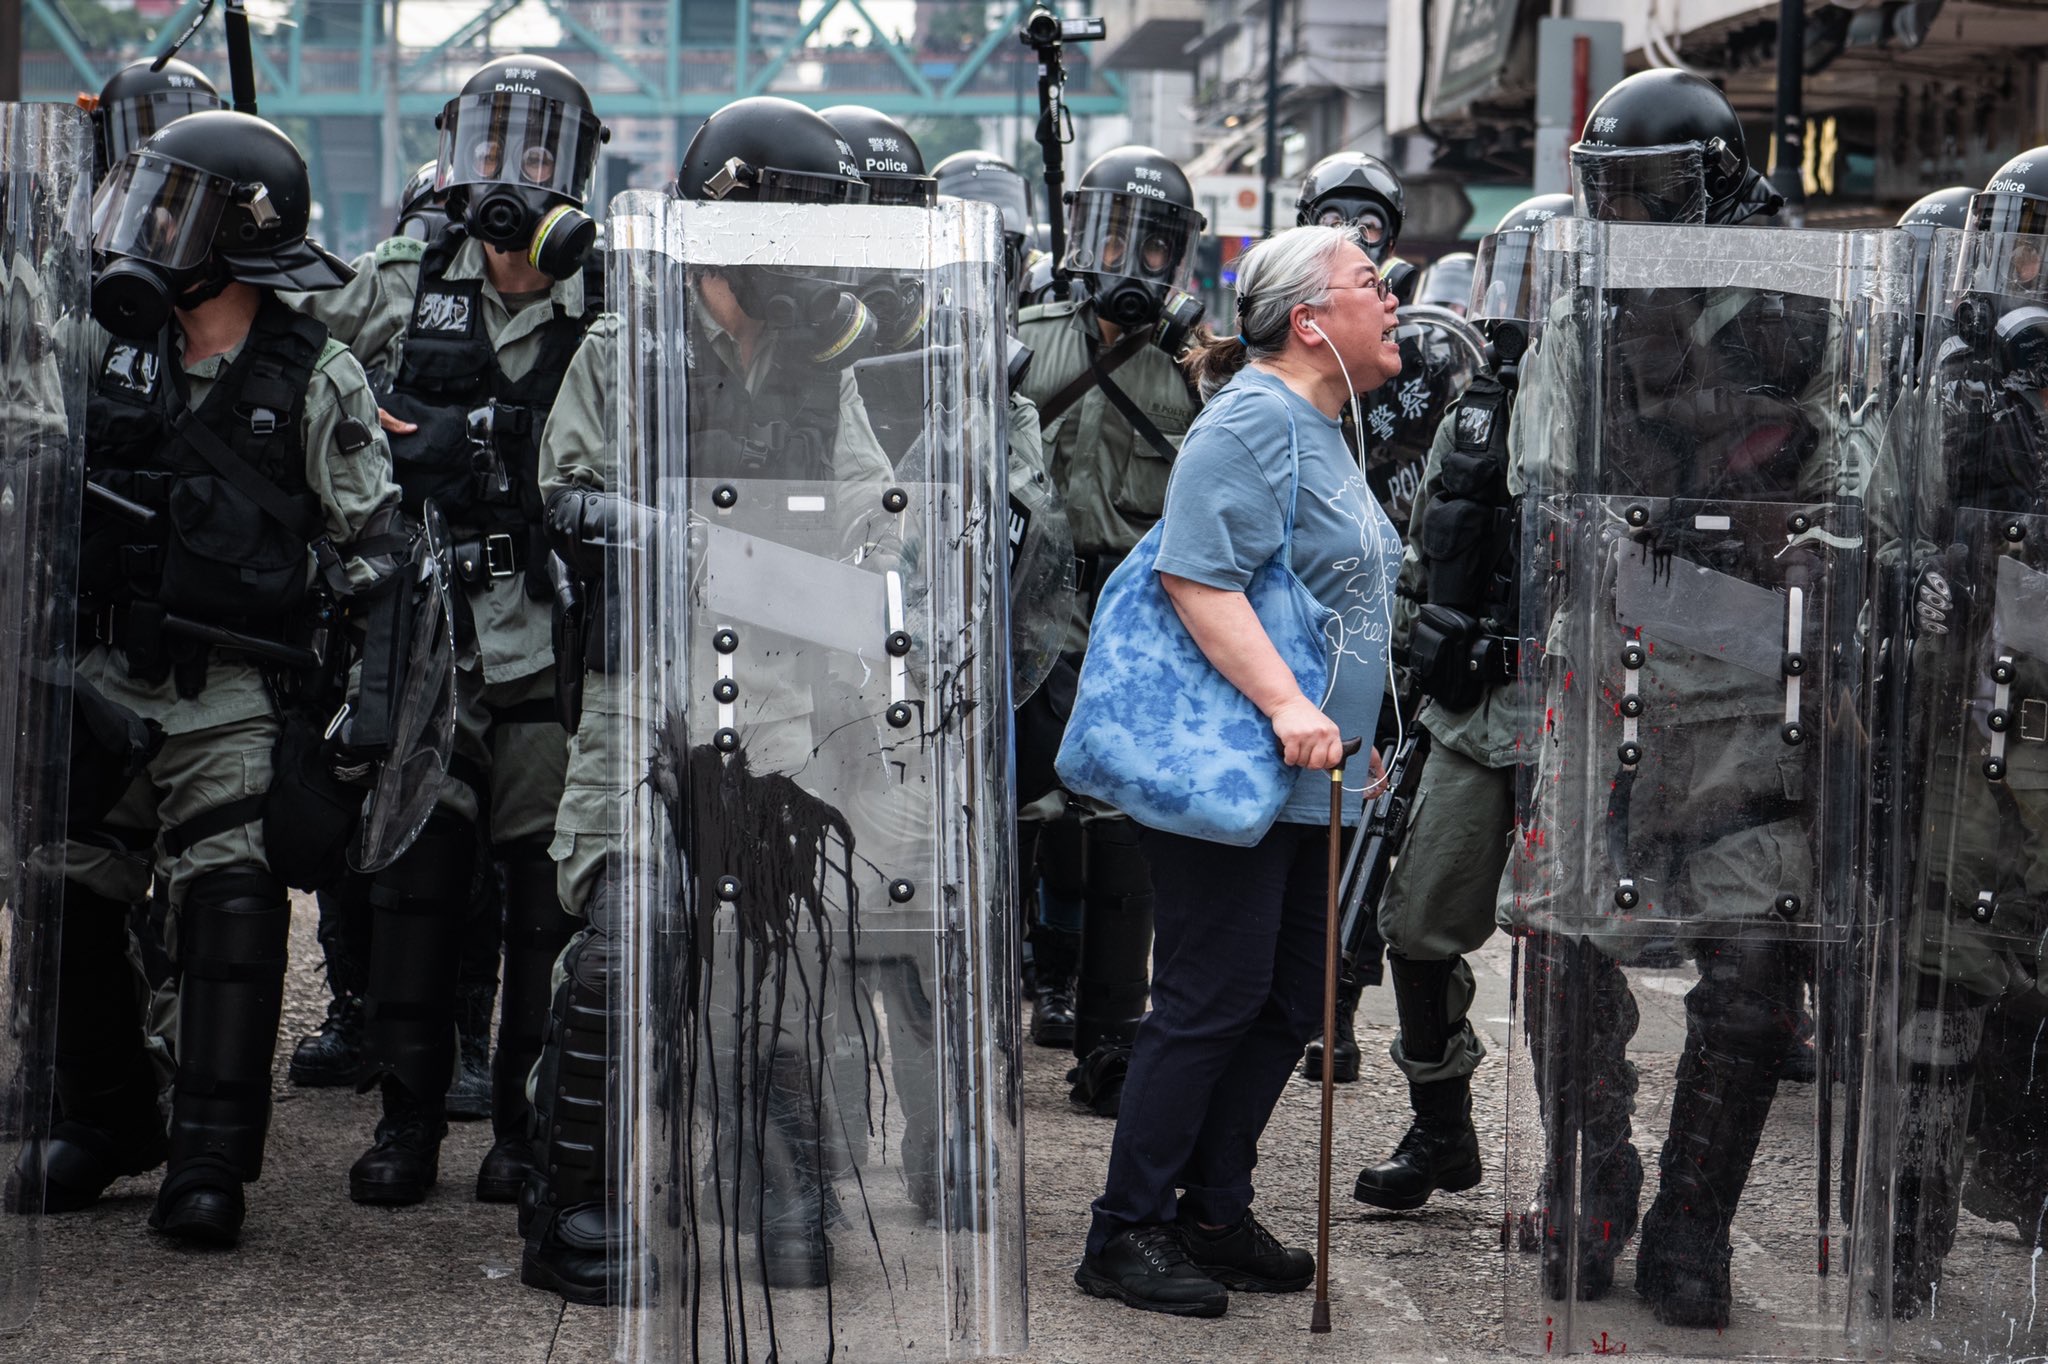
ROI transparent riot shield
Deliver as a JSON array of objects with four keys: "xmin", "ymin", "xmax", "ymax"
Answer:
[
  {"xmin": 1853, "ymin": 221, "xmax": 2048, "ymax": 1359},
  {"xmin": 607, "ymin": 194, "xmax": 1027, "ymax": 1361},
  {"xmin": 1356, "ymin": 301, "xmax": 1485, "ymax": 529},
  {"xmin": 0, "ymin": 105, "xmax": 90, "ymax": 1329},
  {"xmin": 1503, "ymin": 218, "xmax": 1910, "ymax": 1356}
]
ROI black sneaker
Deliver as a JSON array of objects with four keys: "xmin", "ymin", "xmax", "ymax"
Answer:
[
  {"xmin": 1177, "ymin": 1209, "xmax": 1314, "ymax": 1293},
  {"xmin": 1075, "ymin": 1224, "xmax": 1228, "ymax": 1318}
]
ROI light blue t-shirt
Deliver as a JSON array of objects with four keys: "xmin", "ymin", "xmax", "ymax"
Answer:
[{"xmin": 1154, "ymin": 366, "xmax": 1403, "ymax": 827}]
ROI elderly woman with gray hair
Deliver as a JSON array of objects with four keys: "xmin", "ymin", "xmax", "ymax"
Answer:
[{"xmin": 1074, "ymin": 224, "xmax": 1406, "ymax": 1318}]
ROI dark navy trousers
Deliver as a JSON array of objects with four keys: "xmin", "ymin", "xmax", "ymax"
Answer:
[{"xmin": 1086, "ymin": 820, "xmax": 1332, "ymax": 1255}]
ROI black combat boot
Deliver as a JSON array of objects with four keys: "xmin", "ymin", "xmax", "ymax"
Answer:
[
  {"xmin": 480, "ymin": 844, "xmax": 578, "ymax": 1203},
  {"xmin": 1520, "ymin": 933, "xmax": 1643, "ymax": 1302},
  {"xmin": 289, "ymin": 876, "xmax": 369, "ymax": 1088},
  {"xmin": 23, "ymin": 887, "xmax": 167, "ymax": 1212},
  {"xmin": 350, "ymin": 817, "xmax": 473, "ymax": 1207},
  {"xmin": 1635, "ymin": 939, "xmax": 1801, "ymax": 1329},
  {"xmin": 1029, "ymin": 926, "xmax": 1080, "ymax": 1049},
  {"xmin": 522, "ymin": 894, "xmax": 620, "ymax": 1306},
  {"xmin": 1302, "ymin": 973, "xmax": 1363, "ymax": 1084},
  {"xmin": 1888, "ymin": 978, "xmax": 1985, "ymax": 1318},
  {"xmin": 447, "ymin": 863, "xmax": 504, "ymax": 1123},
  {"xmin": 151, "ymin": 867, "xmax": 292, "ymax": 1249},
  {"xmin": 1031, "ymin": 817, "xmax": 1086, "ymax": 1049},
  {"xmin": 349, "ymin": 1077, "xmax": 447, "ymax": 1205},
  {"xmin": 1354, "ymin": 953, "xmax": 1482, "ymax": 1209}
]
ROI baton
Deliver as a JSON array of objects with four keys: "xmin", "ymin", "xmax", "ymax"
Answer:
[
  {"xmin": 159, "ymin": 611, "xmax": 319, "ymax": 670},
  {"xmin": 87, "ymin": 480, "xmax": 159, "ymax": 527},
  {"xmin": 1313, "ymin": 734, "xmax": 1365, "ymax": 1335}
]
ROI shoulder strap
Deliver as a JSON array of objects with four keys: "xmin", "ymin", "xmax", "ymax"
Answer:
[
  {"xmin": 1037, "ymin": 327, "xmax": 1149, "ymax": 426},
  {"xmin": 170, "ymin": 409, "xmax": 316, "ymax": 537}
]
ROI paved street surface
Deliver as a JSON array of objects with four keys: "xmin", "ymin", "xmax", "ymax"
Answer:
[{"xmin": 3, "ymin": 896, "xmax": 2027, "ymax": 1362}]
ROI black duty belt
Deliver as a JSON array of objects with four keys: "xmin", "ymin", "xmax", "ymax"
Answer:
[{"xmin": 451, "ymin": 530, "xmax": 526, "ymax": 585}]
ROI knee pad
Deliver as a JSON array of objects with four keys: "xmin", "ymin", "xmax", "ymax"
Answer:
[{"xmin": 359, "ymin": 816, "xmax": 479, "ymax": 1096}]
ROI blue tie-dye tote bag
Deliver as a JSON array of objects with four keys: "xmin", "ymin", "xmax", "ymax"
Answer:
[{"xmin": 1055, "ymin": 400, "xmax": 1336, "ymax": 846}]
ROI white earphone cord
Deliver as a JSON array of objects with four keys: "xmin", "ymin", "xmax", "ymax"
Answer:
[{"xmin": 1306, "ymin": 316, "xmax": 1404, "ymax": 799}]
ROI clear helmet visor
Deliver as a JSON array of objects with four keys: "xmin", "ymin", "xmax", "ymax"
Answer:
[
  {"xmin": 1470, "ymin": 230, "xmax": 1542, "ymax": 324},
  {"xmin": 90, "ymin": 151, "xmax": 225, "ymax": 271},
  {"xmin": 100, "ymin": 88, "xmax": 225, "ymax": 169},
  {"xmin": 435, "ymin": 90, "xmax": 603, "ymax": 202},
  {"xmin": 1955, "ymin": 228, "xmax": 2048, "ymax": 308},
  {"xmin": 1968, "ymin": 190, "xmax": 2048, "ymax": 243},
  {"xmin": 1570, "ymin": 142, "xmax": 1709, "ymax": 225},
  {"xmin": 936, "ymin": 169, "xmax": 1031, "ymax": 239},
  {"xmin": 1062, "ymin": 187, "xmax": 1203, "ymax": 291},
  {"xmin": 867, "ymin": 174, "xmax": 938, "ymax": 208}
]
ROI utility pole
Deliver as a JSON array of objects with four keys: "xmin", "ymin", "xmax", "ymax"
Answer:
[
  {"xmin": 1774, "ymin": 0, "xmax": 1805, "ymax": 226},
  {"xmin": 1, "ymin": 0, "xmax": 23, "ymax": 101},
  {"xmin": 1261, "ymin": 0, "xmax": 1281, "ymax": 235},
  {"xmin": 382, "ymin": 0, "xmax": 402, "ymax": 220}
]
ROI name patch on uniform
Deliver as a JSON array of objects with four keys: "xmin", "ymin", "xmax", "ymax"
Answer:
[
  {"xmin": 414, "ymin": 287, "xmax": 475, "ymax": 336},
  {"xmin": 1456, "ymin": 403, "xmax": 1494, "ymax": 449},
  {"xmin": 101, "ymin": 342, "xmax": 161, "ymax": 397}
]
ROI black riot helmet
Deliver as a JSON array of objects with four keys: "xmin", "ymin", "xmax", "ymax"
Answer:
[
  {"xmin": 1970, "ymin": 147, "xmax": 2048, "ymax": 239},
  {"xmin": 1571, "ymin": 68, "xmax": 1781, "ymax": 226},
  {"xmin": 435, "ymin": 55, "xmax": 608, "ymax": 280},
  {"xmin": 1469, "ymin": 193, "xmax": 1573, "ymax": 358},
  {"xmin": 1960, "ymin": 148, "xmax": 2048, "ymax": 386},
  {"xmin": 90, "ymin": 109, "xmax": 353, "ymax": 340},
  {"xmin": 934, "ymin": 149, "xmax": 1032, "ymax": 291},
  {"xmin": 1413, "ymin": 252, "xmax": 1476, "ymax": 315},
  {"xmin": 678, "ymin": 97, "xmax": 878, "ymax": 369},
  {"xmin": 1062, "ymin": 145, "xmax": 1205, "ymax": 330},
  {"xmin": 396, "ymin": 159, "xmax": 449, "ymax": 241},
  {"xmin": 1899, "ymin": 185, "xmax": 1977, "ymax": 237},
  {"xmin": 819, "ymin": 105, "xmax": 936, "ymax": 207},
  {"xmin": 1294, "ymin": 152, "xmax": 1405, "ymax": 263},
  {"xmin": 84, "ymin": 58, "xmax": 224, "ymax": 183},
  {"xmin": 677, "ymin": 96, "xmax": 869, "ymax": 204}
]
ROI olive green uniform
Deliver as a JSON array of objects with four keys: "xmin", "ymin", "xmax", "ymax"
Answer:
[
  {"xmin": 536, "ymin": 311, "xmax": 896, "ymax": 917},
  {"xmin": 289, "ymin": 232, "xmax": 584, "ymax": 841},
  {"xmin": 67, "ymin": 328, "xmax": 400, "ymax": 913}
]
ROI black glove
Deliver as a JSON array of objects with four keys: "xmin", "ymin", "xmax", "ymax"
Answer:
[
  {"xmin": 544, "ymin": 487, "xmax": 632, "ymax": 580},
  {"xmin": 1913, "ymin": 555, "xmax": 1967, "ymax": 638}
]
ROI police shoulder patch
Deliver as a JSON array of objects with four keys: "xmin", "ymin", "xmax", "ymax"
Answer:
[
  {"xmin": 99, "ymin": 340, "xmax": 162, "ymax": 397},
  {"xmin": 314, "ymin": 337, "xmax": 354, "ymax": 372},
  {"xmin": 375, "ymin": 235, "xmax": 428, "ymax": 267}
]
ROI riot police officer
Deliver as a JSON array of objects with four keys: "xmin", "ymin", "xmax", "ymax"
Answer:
[
  {"xmin": 1295, "ymin": 151, "xmax": 1414, "ymax": 300},
  {"xmin": 80, "ymin": 57, "xmax": 223, "ymax": 182},
  {"xmin": 394, "ymin": 159, "xmax": 451, "ymax": 242},
  {"xmin": 1016, "ymin": 146, "xmax": 1205, "ymax": 1105},
  {"xmin": 531, "ymin": 94, "xmax": 892, "ymax": 1304},
  {"xmin": 935, "ymin": 149, "xmax": 1035, "ymax": 315},
  {"xmin": 55, "ymin": 110, "xmax": 403, "ymax": 1246},
  {"xmin": 1511, "ymin": 72, "xmax": 1882, "ymax": 1338},
  {"xmin": 1880, "ymin": 149, "xmax": 2048, "ymax": 1326},
  {"xmin": 287, "ymin": 52, "xmax": 608, "ymax": 1207},
  {"xmin": 1350, "ymin": 192, "xmax": 1569, "ymax": 1201}
]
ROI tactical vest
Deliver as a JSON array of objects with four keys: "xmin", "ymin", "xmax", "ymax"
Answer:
[
  {"xmin": 1407, "ymin": 368, "xmax": 1519, "ymax": 711},
  {"xmin": 82, "ymin": 296, "xmax": 329, "ymax": 690},
  {"xmin": 384, "ymin": 225, "xmax": 600, "ymax": 538},
  {"xmin": 686, "ymin": 339, "xmax": 844, "ymax": 483}
]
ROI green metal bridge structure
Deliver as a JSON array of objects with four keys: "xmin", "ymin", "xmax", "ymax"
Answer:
[{"xmin": 20, "ymin": 0, "xmax": 1124, "ymax": 255}]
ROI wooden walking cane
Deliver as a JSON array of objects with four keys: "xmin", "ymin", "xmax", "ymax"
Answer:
[{"xmin": 1312, "ymin": 735, "xmax": 1365, "ymax": 1334}]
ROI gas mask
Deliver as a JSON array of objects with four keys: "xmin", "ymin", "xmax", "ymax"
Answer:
[
  {"xmin": 734, "ymin": 269, "xmax": 879, "ymax": 370},
  {"xmin": 463, "ymin": 183, "xmax": 596, "ymax": 282}
]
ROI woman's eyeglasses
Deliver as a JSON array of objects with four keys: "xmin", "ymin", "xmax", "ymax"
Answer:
[{"xmin": 1327, "ymin": 276, "xmax": 1394, "ymax": 304}]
